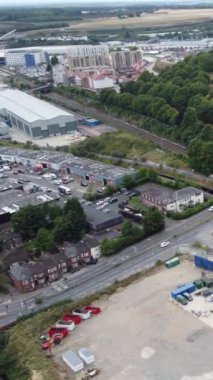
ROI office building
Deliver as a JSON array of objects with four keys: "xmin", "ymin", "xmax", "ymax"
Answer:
[{"xmin": 5, "ymin": 50, "xmax": 49, "ymax": 67}]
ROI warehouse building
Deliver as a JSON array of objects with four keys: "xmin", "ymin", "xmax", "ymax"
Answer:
[
  {"xmin": 83, "ymin": 204, "xmax": 123, "ymax": 232},
  {"xmin": 0, "ymin": 88, "xmax": 76, "ymax": 138},
  {"xmin": 0, "ymin": 147, "xmax": 136, "ymax": 186}
]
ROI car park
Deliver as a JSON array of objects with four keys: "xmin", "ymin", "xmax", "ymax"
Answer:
[
  {"xmin": 63, "ymin": 314, "xmax": 82, "ymax": 324},
  {"xmin": 183, "ymin": 292, "xmax": 193, "ymax": 301},
  {"xmin": 48, "ymin": 326, "xmax": 68, "ymax": 338},
  {"xmin": 176, "ymin": 294, "xmax": 188, "ymax": 305},
  {"xmin": 160, "ymin": 241, "xmax": 170, "ymax": 248},
  {"xmin": 72, "ymin": 309, "xmax": 91, "ymax": 320},
  {"xmin": 55, "ymin": 320, "xmax": 75, "ymax": 331},
  {"xmin": 83, "ymin": 306, "xmax": 101, "ymax": 315}
]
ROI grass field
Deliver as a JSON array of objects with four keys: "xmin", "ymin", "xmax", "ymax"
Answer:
[{"xmin": 69, "ymin": 8, "xmax": 213, "ymax": 31}]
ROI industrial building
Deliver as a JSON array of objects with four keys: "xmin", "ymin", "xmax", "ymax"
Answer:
[
  {"xmin": 194, "ymin": 251, "xmax": 213, "ymax": 271},
  {"xmin": 68, "ymin": 45, "xmax": 110, "ymax": 72},
  {"xmin": 139, "ymin": 183, "xmax": 204, "ymax": 213},
  {"xmin": 0, "ymin": 88, "xmax": 76, "ymax": 138},
  {"xmin": 83, "ymin": 204, "xmax": 123, "ymax": 232},
  {"xmin": 5, "ymin": 50, "xmax": 49, "ymax": 67},
  {"xmin": 0, "ymin": 147, "xmax": 136, "ymax": 187},
  {"xmin": 110, "ymin": 49, "xmax": 143, "ymax": 70}
]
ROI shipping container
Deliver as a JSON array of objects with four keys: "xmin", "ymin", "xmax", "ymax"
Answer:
[
  {"xmin": 62, "ymin": 351, "xmax": 84, "ymax": 373},
  {"xmin": 78, "ymin": 348, "xmax": 95, "ymax": 365},
  {"xmin": 165, "ymin": 257, "xmax": 180, "ymax": 268},
  {"xmin": 194, "ymin": 255, "xmax": 213, "ymax": 271},
  {"xmin": 171, "ymin": 282, "xmax": 196, "ymax": 299},
  {"xmin": 193, "ymin": 279, "xmax": 205, "ymax": 289}
]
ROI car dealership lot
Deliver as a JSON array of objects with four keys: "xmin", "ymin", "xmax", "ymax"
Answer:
[{"xmin": 52, "ymin": 261, "xmax": 213, "ymax": 380}]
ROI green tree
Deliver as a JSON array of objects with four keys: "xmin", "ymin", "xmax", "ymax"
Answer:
[
  {"xmin": 144, "ymin": 207, "xmax": 165, "ymax": 236},
  {"xmin": 50, "ymin": 55, "xmax": 59, "ymax": 65},
  {"xmin": 121, "ymin": 174, "xmax": 135, "ymax": 189},
  {"xmin": 12, "ymin": 205, "xmax": 47, "ymax": 240}
]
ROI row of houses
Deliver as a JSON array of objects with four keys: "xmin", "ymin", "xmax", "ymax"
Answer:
[{"xmin": 10, "ymin": 236, "xmax": 101, "ymax": 292}]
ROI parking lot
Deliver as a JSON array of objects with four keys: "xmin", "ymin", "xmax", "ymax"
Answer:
[{"xmin": 51, "ymin": 261, "xmax": 213, "ymax": 380}]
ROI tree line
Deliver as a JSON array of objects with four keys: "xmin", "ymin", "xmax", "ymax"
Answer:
[
  {"xmin": 11, "ymin": 198, "xmax": 87, "ymax": 256},
  {"xmin": 100, "ymin": 51, "xmax": 213, "ymax": 175}
]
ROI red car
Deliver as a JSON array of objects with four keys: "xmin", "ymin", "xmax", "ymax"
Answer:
[
  {"xmin": 48, "ymin": 327, "xmax": 68, "ymax": 339},
  {"xmin": 63, "ymin": 313, "xmax": 81, "ymax": 324},
  {"xmin": 84, "ymin": 306, "xmax": 101, "ymax": 315}
]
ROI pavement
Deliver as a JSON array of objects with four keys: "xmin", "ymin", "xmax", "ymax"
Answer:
[{"xmin": 0, "ymin": 210, "xmax": 212, "ymax": 328}]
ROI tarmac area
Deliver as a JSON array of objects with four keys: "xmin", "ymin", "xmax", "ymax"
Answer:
[{"xmin": 53, "ymin": 261, "xmax": 213, "ymax": 380}]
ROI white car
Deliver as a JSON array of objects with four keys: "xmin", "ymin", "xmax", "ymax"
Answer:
[
  {"xmin": 160, "ymin": 241, "xmax": 170, "ymax": 248},
  {"xmin": 55, "ymin": 320, "xmax": 75, "ymax": 331},
  {"xmin": 208, "ymin": 206, "xmax": 213, "ymax": 212},
  {"xmin": 72, "ymin": 309, "xmax": 91, "ymax": 320},
  {"xmin": 3, "ymin": 165, "xmax": 10, "ymax": 171},
  {"xmin": 54, "ymin": 179, "xmax": 62, "ymax": 185}
]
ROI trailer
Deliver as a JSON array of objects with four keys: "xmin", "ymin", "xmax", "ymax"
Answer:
[
  {"xmin": 62, "ymin": 350, "xmax": 84, "ymax": 373},
  {"xmin": 79, "ymin": 348, "xmax": 95, "ymax": 365}
]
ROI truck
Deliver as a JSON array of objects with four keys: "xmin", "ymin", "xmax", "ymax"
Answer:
[{"xmin": 58, "ymin": 185, "xmax": 72, "ymax": 195}]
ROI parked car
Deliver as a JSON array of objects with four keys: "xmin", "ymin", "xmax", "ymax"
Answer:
[
  {"xmin": 81, "ymin": 181, "xmax": 88, "ymax": 187},
  {"xmin": 3, "ymin": 165, "xmax": 10, "ymax": 171},
  {"xmin": 160, "ymin": 241, "xmax": 170, "ymax": 248},
  {"xmin": 55, "ymin": 320, "xmax": 75, "ymax": 331},
  {"xmin": 63, "ymin": 314, "xmax": 81, "ymax": 324},
  {"xmin": 72, "ymin": 309, "xmax": 91, "ymax": 320},
  {"xmin": 18, "ymin": 169, "xmax": 25, "ymax": 174},
  {"xmin": 54, "ymin": 179, "xmax": 62, "ymax": 185},
  {"xmin": 83, "ymin": 306, "xmax": 101, "ymax": 315},
  {"xmin": 208, "ymin": 206, "xmax": 213, "ymax": 212},
  {"xmin": 48, "ymin": 326, "xmax": 68, "ymax": 338},
  {"xmin": 109, "ymin": 197, "xmax": 118, "ymax": 204},
  {"xmin": 183, "ymin": 292, "xmax": 193, "ymax": 301},
  {"xmin": 176, "ymin": 294, "xmax": 188, "ymax": 305}
]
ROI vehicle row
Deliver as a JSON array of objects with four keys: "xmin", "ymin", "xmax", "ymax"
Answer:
[{"xmin": 41, "ymin": 306, "xmax": 101, "ymax": 350}]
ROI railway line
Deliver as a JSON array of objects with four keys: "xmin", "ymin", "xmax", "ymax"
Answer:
[{"xmin": 46, "ymin": 92, "xmax": 187, "ymax": 156}]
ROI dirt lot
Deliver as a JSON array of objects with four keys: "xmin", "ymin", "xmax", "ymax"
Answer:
[
  {"xmin": 69, "ymin": 9, "xmax": 213, "ymax": 31},
  {"xmin": 52, "ymin": 261, "xmax": 213, "ymax": 380}
]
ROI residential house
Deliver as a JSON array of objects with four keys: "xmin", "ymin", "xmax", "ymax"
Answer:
[
  {"xmin": 85, "ymin": 236, "xmax": 101, "ymax": 260},
  {"xmin": 63, "ymin": 243, "xmax": 80, "ymax": 270},
  {"xmin": 9, "ymin": 262, "xmax": 36, "ymax": 292},
  {"xmin": 52, "ymin": 252, "xmax": 68, "ymax": 274},
  {"xmin": 41, "ymin": 256, "xmax": 61, "ymax": 282},
  {"xmin": 76, "ymin": 240, "xmax": 91, "ymax": 264},
  {"xmin": 28, "ymin": 262, "xmax": 46, "ymax": 287}
]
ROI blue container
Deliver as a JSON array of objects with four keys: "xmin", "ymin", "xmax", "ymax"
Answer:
[
  {"xmin": 84, "ymin": 118, "xmax": 100, "ymax": 127},
  {"xmin": 171, "ymin": 282, "xmax": 196, "ymax": 299},
  {"xmin": 194, "ymin": 255, "xmax": 213, "ymax": 271}
]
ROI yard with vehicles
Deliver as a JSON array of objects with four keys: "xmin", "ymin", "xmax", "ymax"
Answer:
[{"xmin": 45, "ymin": 260, "xmax": 213, "ymax": 380}]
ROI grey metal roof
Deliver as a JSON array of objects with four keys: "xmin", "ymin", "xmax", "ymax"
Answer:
[
  {"xmin": 10, "ymin": 262, "xmax": 32, "ymax": 281},
  {"xmin": 83, "ymin": 204, "xmax": 123, "ymax": 225}
]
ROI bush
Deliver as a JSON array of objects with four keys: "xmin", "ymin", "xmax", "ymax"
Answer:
[{"xmin": 168, "ymin": 198, "xmax": 213, "ymax": 219}]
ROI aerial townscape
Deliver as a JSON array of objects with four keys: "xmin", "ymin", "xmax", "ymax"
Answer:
[{"xmin": 0, "ymin": 0, "xmax": 212, "ymax": 379}]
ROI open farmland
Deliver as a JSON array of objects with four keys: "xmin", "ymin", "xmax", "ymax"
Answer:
[{"xmin": 69, "ymin": 8, "xmax": 213, "ymax": 31}]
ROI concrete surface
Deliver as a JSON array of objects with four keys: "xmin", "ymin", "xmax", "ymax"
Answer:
[{"xmin": 53, "ymin": 261, "xmax": 213, "ymax": 380}]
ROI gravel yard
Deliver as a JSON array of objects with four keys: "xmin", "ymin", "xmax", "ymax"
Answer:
[{"xmin": 52, "ymin": 260, "xmax": 213, "ymax": 380}]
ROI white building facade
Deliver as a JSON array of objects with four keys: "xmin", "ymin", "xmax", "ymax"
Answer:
[{"xmin": 5, "ymin": 50, "xmax": 49, "ymax": 67}]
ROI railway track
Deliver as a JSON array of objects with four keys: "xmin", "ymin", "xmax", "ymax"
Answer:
[{"xmin": 46, "ymin": 92, "xmax": 187, "ymax": 156}]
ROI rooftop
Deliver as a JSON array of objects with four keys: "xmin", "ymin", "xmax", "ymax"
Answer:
[
  {"xmin": 0, "ymin": 89, "xmax": 73, "ymax": 123},
  {"xmin": 83, "ymin": 204, "xmax": 123, "ymax": 226},
  {"xmin": 0, "ymin": 189, "xmax": 59, "ymax": 215}
]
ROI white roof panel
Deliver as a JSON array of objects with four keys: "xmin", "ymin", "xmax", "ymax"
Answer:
[{"xmin": 0, "ymin": 89, "xmax": 73, "ymax": 123}]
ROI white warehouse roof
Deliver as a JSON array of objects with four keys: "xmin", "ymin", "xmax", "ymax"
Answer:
[{"xmin": 0, "ymin": 88, "xmax": 73, "ymax": 123}]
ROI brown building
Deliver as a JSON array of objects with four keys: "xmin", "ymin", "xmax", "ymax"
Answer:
[
  {"xmin": 68, "ymin": 45, "xmax": 110, "ymax": 72},
  {"xmin": 110, "ymin": 49, "xmax": 143, "ymax": 70},
  {"xmin": 10, "ymin": 262, "xmax": 36, "ymax": 292}
]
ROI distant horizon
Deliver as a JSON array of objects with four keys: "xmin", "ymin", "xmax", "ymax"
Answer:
[{"xmin": 0, "ymin": 0, "xmax": 212, "ymax": 7}]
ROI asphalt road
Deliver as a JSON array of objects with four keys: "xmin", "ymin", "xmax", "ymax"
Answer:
[{"xmin": 0, "ymin": 209, "xmax": 212, "ymax": 328}]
